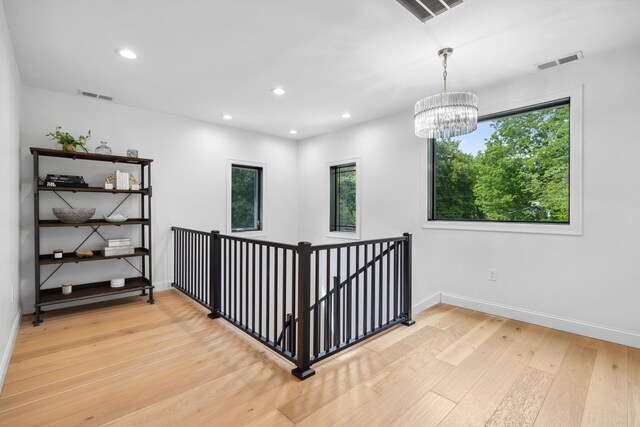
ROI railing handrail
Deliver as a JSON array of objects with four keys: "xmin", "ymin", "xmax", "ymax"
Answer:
[
  {"xmin": 310, "ymin": 235, "xmax": 407, "ymax": 251},
  {"xmin": 171, "ymin": 226, "xmax": 211, "ymax": 236},
  {"xmin": 218, "ymin": 233, "xmax": 299, "ymax": 251}
]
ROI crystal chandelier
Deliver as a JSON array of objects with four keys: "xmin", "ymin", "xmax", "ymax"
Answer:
[{"xmin": 414, "ymin": 48, "xmax": 478, "ymax": 139}]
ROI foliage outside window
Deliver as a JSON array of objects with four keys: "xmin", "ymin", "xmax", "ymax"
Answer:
[
  {"xmin": 231, "ymin": 165, "xmax": 262, "ymax": 231},
  {"xmin": 330, "ymin": 163, "xmax": 357, "ymax": 232},
  {"xmin": 431, "ymin": 99, "xmax": 570, "ymax": 223}
]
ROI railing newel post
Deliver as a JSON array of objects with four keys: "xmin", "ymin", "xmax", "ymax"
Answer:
[
  {"xmin": 208, "ymin": 230, "xmax": 222, "ymax": 319},
  {"xmin": 402, "ymin": 232, "xmax": 415, "ymax": 326},
  {"xmin": 292, "ymin": 241, "xmax": 316, "ymax": 380}
]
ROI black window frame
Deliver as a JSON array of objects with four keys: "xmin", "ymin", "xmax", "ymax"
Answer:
[
  {"xmin": 231, "ymin": 164, "xmax": 263, "ymax": 232},
  {"xmin": 329, "ymin": 162, "xmax": 357, "ymax": 233},
  {"xmin": 429, "ymin": 97, "xmax": 571, "ymax": 224}
]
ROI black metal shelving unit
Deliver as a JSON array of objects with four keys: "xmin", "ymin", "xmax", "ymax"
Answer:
[{"xmin": 30, "ymin": 147, "xmax": 154, "ymax": 325}]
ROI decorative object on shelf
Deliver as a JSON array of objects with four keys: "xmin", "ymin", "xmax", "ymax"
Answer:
[
  {"xmin": 414, "ymin": 48, "xmax": 478, "ymax": 139},
  {"xmin": 46, "ymin": 126, "xmax": 91, "ymax": 152},
  {"xmin": 110, "ymin": 278, "xmax": 125, "ymax": 288},
  {"xmin": 104, "ymin": 237, "xmax": 134, "ymax": 257},
  {"xmin": 104, "ymin": 213, "xmax": 128, "ymax": 223},
  {"xmin": 53, "ymin": 249, "xmax": 63, "ymax": 259},
  {"xmin": 130, "ymin": 175, "xmax": 140, "ymax": 191},
  {"xmin": 127, "ymin": 149, "xmax": 138, "ymax": 158},
  {"xmin": 61, "ymin": 284, "xmax": 73, "ymax": 295},
  {"xmin": 112, "ymin": 170, "xmax": 130, "ymax": 190},
  {"xmin": 75, "ymin": 250, "xmax": 94, "ymax": 258},
  {"xmin": 44, "ymin": 174, "xmax": 89, "ymax": 188},
  {"xmin": 108, "ymin": 238, "xmax": 131, "ymax": 247},
  {"xmin": 95, "ymin": 141, "xmax": 112, "ymax": 155},
  {"xmin": 104, "ymin": 173, "xmax": 114, "ymax": 190},
  {"xmin": 52, "ymin": 207, "xmax": 96, "ymax": 224}
]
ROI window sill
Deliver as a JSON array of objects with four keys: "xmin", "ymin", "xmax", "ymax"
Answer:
[
  {"xmin": 421, "ymin": 220, "xmax": 582, "ymax": 236},
  {"xmin": 327, "ymin": 231, "xmax": 360, "ymax": 240},
  {"xmin": 230, "ymin": 230, "xmax": 266, "ymax": 238}
]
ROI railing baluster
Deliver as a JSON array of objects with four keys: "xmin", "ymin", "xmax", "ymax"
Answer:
[
  {"xmin": 314, "ymin": 250, "xmax": 320, "ymax": 357},
  {"xmin": 282, "ymin": 249, "xmax": 288, "ymax": 352},
  {"xmin": 334, "ymin": 248, "xmax": 341, "ymax": 346},
  {"xmin": 355, "ymin": 245, "xmax": 360, "ymax": 339},
  {"xmin": 379, "ymin": 242, "xmax": 383, "ymax": 328},
  {"xmin": 346, "ymin": 246, "xmax": 352, "ymax": 342},
  {"xmin": 292, "ymin": 250, "xmax": 297, "ymax": 356},
  {"xmin": 259, "ymin": 244, "xmax": 263, "ymax": 338},
  {"xmin": 267, "ymin": 246, "xmax": 271, "ymax": 342},
  {"xmin": 363, "ymin": 244, "xmax": 368, "ymax": 335},
  {"xmin": 274, "ymin": 248, "xmax": 279, "ymax": 346},
  {"xmin": 370, "ymin": 244, "xmax": 375, "ymax": 332},
  {"xmin": 325, "ymin": 248, "xmax": 331, "ymax": 351}
]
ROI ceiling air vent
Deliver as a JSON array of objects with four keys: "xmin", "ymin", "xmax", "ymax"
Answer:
[
  {"xmin": 79, "ymin": 90, "xmax": 114, "ymax": 101},
  {"xmin": 395, "ymin": 0, "xmax": 464, "ymax": 23},
  {"xmin": 537, "ymin": 51, "xmax": 584, "ymax": 71}
]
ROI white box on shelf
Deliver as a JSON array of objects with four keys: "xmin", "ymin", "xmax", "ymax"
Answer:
[{"xmin": 110, "ymin": 278, "xmax": 125, "ymax": 288}]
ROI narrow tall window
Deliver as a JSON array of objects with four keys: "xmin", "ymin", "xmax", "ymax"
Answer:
[
  {"xmin": 330, "ymin": 163, "xmax": 357, "ymax": 232},
  {"xmin": 430, "ymin": 99, "xmax": 570, "ymax": 223},
  {"xmin": 231, "ymin": 165, "xmax": 262, "ymax": 232}
]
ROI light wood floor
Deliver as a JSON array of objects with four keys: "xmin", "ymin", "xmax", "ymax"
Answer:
[{"xmin": 1, "ymin": 290, "xmax": 638, "ymax": 426}]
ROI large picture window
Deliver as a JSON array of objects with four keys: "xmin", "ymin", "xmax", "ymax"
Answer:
[
  {"xmin": 231, "ymin": 164, "xmax": 262, "ymax": 232},
  {"xmin": 430, "ymin": 98, "xmax": 570, "ymax": 224},
  {"xmin": 329, "ymin": 163, "xmax": 357, "ymax": 233}
]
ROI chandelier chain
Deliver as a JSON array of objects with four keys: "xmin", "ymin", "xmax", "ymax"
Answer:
[{"xmin": 442, "ymin": 53, "xmax": 448, "ymax": 93}]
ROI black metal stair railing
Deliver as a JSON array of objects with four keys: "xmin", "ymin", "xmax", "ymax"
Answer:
[{"xmin": 171, "ymin": 226, "xmax": 413, "ymax": 380}]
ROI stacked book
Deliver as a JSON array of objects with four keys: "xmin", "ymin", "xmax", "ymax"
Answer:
[
  {"xmin": 103, "ymin": 238, "xmax": 135, "ymax": 257},
  {"xmin": 113, "ymin": 170, "xmax": 130, "ymax": 190}
]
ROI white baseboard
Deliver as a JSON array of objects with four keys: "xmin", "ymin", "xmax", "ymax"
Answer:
[
  {"xmin": 441, "ymin": 292, "xmax": 640, "ymax": 349},
  {"xmin": 412, "ymin": 292, "xmax": 442, "ymax": 314},
  {"xmin": 0, "ymin": 309, "xmax": 22, "ymax": 393}
]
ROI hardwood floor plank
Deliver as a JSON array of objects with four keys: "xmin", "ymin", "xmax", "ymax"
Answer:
[
  {"xmin": 485, "ymin": 367, "xmax": 554, "ymax": 427},
  {"xmin": 528, "ymin": 329, "xmax": 571, "ymax": 374},
  {"xmin": 438, "ymin": 333, "xmax": 539, "ymax": 427},
  {"xmin": 629, "ymin": 381, "xmax": 640, "ymax": 427},
  {"xmin": 431, "ymin": 320, "xmax": 525, "ymax": 402},
  {"xmin": 295, "ymin": 384, "xmax": 381, "ymax": 426},
  {"xmin": 534, "ymin": 343, "xmax": 597, "ymax": 427},
  {"xmin": 629, "ymin": 347, "xmax": 640, "ymax": 386},
  {"xmin": 581, "ymin": 342, "xmax": 628, "ymax": 426},
  {"xmin": 435, "ymin": 315, "xmax": 506, "ymax": 366},
  {"xmin": 388, "ymin": 391, "xmax": 456, "ymax": 427}
]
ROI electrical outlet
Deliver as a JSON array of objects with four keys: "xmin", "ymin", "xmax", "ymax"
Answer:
[{"xmin": 488, "ymin": 268, "xmax": 497, "ymax": 281}]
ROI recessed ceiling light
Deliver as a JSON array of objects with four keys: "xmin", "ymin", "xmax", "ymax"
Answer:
[
  {"xmin": 289, "ymin": 130, "xmax": 298, "ymax": 135},
  {"xmin": 223, "ymin": 114, "xmax": 233, "ymax": 120},
  {"xmin": 117, "ymin": 49, "xmax": 137, "ymax": 59},
  {"xmin": 341, "ymin": 113, "xmax": 351, "ymax": 119},
  {"xmin": 271, "ymin": 87, "xmax": 286, "ymax": 96}
]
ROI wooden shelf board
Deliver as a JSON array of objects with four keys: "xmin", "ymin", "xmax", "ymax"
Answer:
[
  {"xmin": 37, "ymin": 185, "xmax": 149, "ymax": 195},
  {"xmin": 30, "ymin": 147, "xmax": 152, "ymax": 165},
  {"xmin": 39, "ymin": 218, "xmax": 149, "ymax": 227},
  {"xmin": 40, "ymin": 247, "xmax": 149, "ymax": 265},
  {"xmin": 38, "ymin": 277, "xmax": 152, "ymax": 306}
]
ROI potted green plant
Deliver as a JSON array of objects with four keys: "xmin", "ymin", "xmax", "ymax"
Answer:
[{"xmin": 46, "ymin": 127, "xmax": 91, "ymax": 152}]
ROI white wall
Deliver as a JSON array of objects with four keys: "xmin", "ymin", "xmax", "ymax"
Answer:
[
  {"xmin": 19, "ymin": 87, "xmax": 299, "ymax": 312},
  {"xmin": 0, "ymin": 0, "xmax": 22, "ymax": 391},
  {"xmin": 298, "ymin": 49, "xmax": 640, "ymax": 346}
]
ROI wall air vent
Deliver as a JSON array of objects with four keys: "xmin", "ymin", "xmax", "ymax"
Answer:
[
  {"xmin": 79, "ymin": 90, "xmax": 113, "ymax": 101},
  {"xmin": 537, "ymin": 51, "xmax": 584, "ymax": 71},
  {"xmin": 395, "ymin": 0, "xmax": 464, "ymax": 23}
]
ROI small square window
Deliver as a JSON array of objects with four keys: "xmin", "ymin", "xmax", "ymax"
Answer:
[{"xmin": 231, "ymin": 165, "xmax": 262, "ymax": 232}]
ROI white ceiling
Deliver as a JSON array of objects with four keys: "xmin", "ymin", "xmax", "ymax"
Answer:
[{"xmin": 4, "ymin": 0, "xmax": 640, "ymax": 139}]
